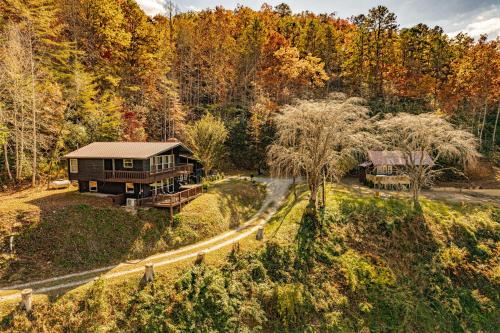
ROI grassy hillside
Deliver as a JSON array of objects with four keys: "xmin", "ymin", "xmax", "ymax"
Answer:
[
  {"xmin": 1, "ymin": 184, "xmax": 498, "ymax": 332},
  {"xmin": 0, "ymin": 179, "xmax": 265, "ymax": 284}
]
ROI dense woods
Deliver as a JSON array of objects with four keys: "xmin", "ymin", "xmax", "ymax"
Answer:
[{"xmin": 0, "ymin": 0, "xmax": 498, "ymax": 186}]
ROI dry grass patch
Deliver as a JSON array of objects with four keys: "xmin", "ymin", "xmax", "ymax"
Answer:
[{"xmin": 0, "ymin": 179, "xmax": 266, "ymax": 285}]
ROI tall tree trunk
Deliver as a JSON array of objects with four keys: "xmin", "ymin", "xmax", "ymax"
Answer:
[
  {"xmin": 412, "ymin": 183, "xmax": 420, "ymax": 208},
  {"xmin": 492, "ymin": 104, "xmax": 499, "ymax": 152},
  {"xmin": 18, "ymin": 106, "xmax": 25, "ymax": 181},
  {"xmin": 29, "ymin": 27, "xmax": 37, "ymax": 187},
  {"xmin": 0, "ymin": 106, "xmax": 13, "ymax": 181},
  {"xmin": 479, "ymin": 99, "xmax": 488, "ymax": 149},
  {"xmin": 15, "ymin": 122, "xmax": 19, "ymax": 180},
  {"xmin": 321, "ymin": 174, "xmax": 326, "ymax": 208},
  {"xmin": 309, "ymin": 183, "xmax": 318, "ymax": 209},
  {"xmin": 3, "ymin": 142, "xmax": 13, "ymax": 181}
]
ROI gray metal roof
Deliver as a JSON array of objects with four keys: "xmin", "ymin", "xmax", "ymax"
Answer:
[
  {"xmin": 367, "ymin": 150, "xmax": 434, "ymax": 167},
  {"xmin": 65, "ymin": 141, "xmax": 191, "ymax": 159}
]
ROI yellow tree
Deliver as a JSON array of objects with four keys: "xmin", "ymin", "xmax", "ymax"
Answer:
[{"xmin": 185, "ymin": 114, "xmax": 228, "ymax": 175}]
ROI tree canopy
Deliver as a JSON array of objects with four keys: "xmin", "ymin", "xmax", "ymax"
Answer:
[
  {"xmin": 268, "ymin": 94, "xmax": 371, "ymax": 210},
  {"xmin": 376, "ymin": 113, "xmax": 480, "ymax": 205},
  {"xmin": 0, "ymin": 1, "xmax": 498, "ymax": 185},
  {"xmin": 185, "ymin": 114, "xmax": 228, "ymax": 175}
]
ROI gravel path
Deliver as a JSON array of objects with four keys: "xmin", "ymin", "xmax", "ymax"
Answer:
[{"xmin": 0, "ymin": 177, "xmax": 291, "ymax": 302}]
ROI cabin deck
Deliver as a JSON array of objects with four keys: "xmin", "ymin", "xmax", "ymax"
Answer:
[
  {"xmin": 366, "ymin": 174, "xmax": 411, "ymax": 190},
  {"xmin": 152, "ymin": 184, "xmax": 204, "ymax": 208},
  {"xmin": 138, "ymin": 184, "xmax": 204, "ymax": 221}
]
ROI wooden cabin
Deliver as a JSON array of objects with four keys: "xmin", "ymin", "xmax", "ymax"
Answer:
[
  {"xmin": 64, "ymin": 140, "xmax": 203, "ymax": 206},
  {"xmin": 359, "ymin": 150, "xmax": 434, "ymax": 189}
]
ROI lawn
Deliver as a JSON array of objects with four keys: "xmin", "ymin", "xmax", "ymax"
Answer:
[{"xmin": 0, "ymin": 178, "xmax": 266, "ymax": 285}]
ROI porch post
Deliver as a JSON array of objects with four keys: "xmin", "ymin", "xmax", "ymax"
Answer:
[
  {"xmin": 112, "ymin": 159, "xmax": 115, "ymax": 178},
  {"xmin": 169, "ymin": 206, "xmax": 173, "ymax": 225}
]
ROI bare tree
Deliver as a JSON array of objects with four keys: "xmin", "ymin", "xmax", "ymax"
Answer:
[
  {"xmin": 376, "ymin": 113, "xmax": 479, "ymax": 206},
  {"xmin": 267, "ymin": 94, "xmax": 372, "ymax": 212},
  {"xmin": 185, "ymin": 114, "xmax": 228, "ymax": 175},
  {"xmin": 0, "ymin": 24, "xmax": 31, "ymax": 182},
  {"xmin": 492, "ymin": 103, "xmax": 499, "ymax": 152},
  {"xmin": 163, "ymin": 0, "xmax": 179, "ymax": 48},
  {"xmin": 27, "ymin": 23, "xmax": 38, "ymax": 187},
  {"xmin": 0, "ymin": 103, "xmax": 12, "ymax": 181}
]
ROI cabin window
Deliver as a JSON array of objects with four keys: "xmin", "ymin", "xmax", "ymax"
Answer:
[
  {"xmin": 167, "ymin": 155, "xmax": 174, "ymax": 168},
  {"xmin": 89, "ymin": 181, "xmax": 97, "ymax": 192},
  {"xmin": 155, "ymin": 156, "xmax": 162, "ymax": 172},
  {"xmin": 377, "ymin": 165, "xmax": 389, "ymax": 175},
  {"xmin": 162, "ymin": 155, "xmax": 168, "ymax": 169},
  {"xmin": 69, "ymin": 159, "xmax": 78, "ymax": 173},
  {"xmin": 166, "ymin": 177, "xmax": 174, "ymax": 193},
  {"xmin": 123, "ymin": 159, "xmax": 133, "ymax": 168},
  {"xmin": 125, "ymin": 183, "xmax": 134, "ymax": 194},
  {"xmin": 387, "ymin": 165, "xmax": 393, "ymax": 175},
  {"xmin": 150, "ymin": 155, "xmax": 175, "ymax": 172},
  {"xmin": 151, "ymin": 181, "xmax": 164, "ymax": 195}
]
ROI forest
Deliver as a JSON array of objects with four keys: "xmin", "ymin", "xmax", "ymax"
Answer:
[{"xmin": 0, "ymin": 0, "xmax": 499, "ymax": 187}]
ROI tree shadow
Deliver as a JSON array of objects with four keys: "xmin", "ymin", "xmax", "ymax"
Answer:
[
  {"xmin": 212, "ymin": 179, "xmax": 266, "ymax": 229},
  {"xmin": 269, "ymin": 187, "xmax": 309, "ymax": 239},
  {"xmin": 294, "ymin": 193, "xmax": 443, "ymax": 282}
]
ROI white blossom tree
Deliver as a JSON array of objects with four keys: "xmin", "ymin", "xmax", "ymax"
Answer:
[
  {"xmin": 376, "ymin": 113, "xmax": 479, "ymax": 206},
  {"xmin": 267, "ymin": 94, "xmax": 372, "ymax": 212}
]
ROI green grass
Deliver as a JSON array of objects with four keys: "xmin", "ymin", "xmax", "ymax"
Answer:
[
  {"xmin": 0, "ymin": 179, "xmax": 266, "ymax": 284},
  {"xmin": 266, "ymin": 184, "xmax": 500, "ymax": 332},
  {"xmin": 1, "ymin": 183, "xmax": 498, "ymax": 332}
]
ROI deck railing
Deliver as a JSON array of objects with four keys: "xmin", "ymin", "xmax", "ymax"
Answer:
[
  {"xmin": 152, "ymin": 185, "xmax": 203, "ymax": 206},
  {"xmin": 104, "ymin": 163, "xmax": 193, "ymax": 181},
  {"xmin": 366, "ymin": 174, "xmax": 411, "ymax": 189}
]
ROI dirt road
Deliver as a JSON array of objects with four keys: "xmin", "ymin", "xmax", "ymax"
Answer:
[{"xmin": 0, "ymin": 177, "xmax": 291, "ymax": 302}]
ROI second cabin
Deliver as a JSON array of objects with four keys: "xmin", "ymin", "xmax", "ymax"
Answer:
[{"xmin": 359, "ymin": 150, "xmax": 434, "ymax": 190}]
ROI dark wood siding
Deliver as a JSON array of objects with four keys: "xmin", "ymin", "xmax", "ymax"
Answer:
[
  {"xmin": 114, "ymin": 158, "xmax": 145, "ymax": 171},
  {"xmin": 76, "ymin": 159, "xmax": 105, "ymax": 181},
  {"xmin": 103, "ymin": 159, "xmax": 146, "ymax": 171},
  {"xmin": 98, "ymin": 181, "xmax": 124, "ymax": 195}
]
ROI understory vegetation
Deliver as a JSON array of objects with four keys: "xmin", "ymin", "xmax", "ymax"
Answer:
[
  {"xmin": 0, "ymin": 178, "xmax": 265, "ymax": 284},
  {"xmin": 2, "ymin": 185, "xmax": 498, "ymax": 332}
]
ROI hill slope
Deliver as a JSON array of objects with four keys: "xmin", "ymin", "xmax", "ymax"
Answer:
[
  {"xmin": 0, "ymin": 179, "xmax": 265, "ymax": 284},
  {"xmin": 1, "ymin": 184, "xmax": 498, "ymax": 332}
]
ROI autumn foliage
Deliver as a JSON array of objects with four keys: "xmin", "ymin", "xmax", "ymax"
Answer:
[{"xmin": 0, "ymin": 1, "xmax": 498, "ymax": 184}]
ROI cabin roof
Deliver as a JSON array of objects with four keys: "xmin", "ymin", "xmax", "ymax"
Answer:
[
  {"xmin": 366, "ymin": 150, "xmax": 434, "ymax": 167},
  {"xmin": 64, "ymin": 141, "xmax": 192, "ymax": 159}
]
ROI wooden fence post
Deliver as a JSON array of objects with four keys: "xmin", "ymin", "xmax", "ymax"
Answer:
[
  {"xmin": 144, "ymin": 263, "xmax": 154, "ymax": 282},
  {"xmin": 196, "ymin": 251, "xmax": 206, "ymax": 264},
  {"xmin": 256, "ymin": 227, "xmax": 264, "ymax": 240},
  {"xmin": 21, "ymin": 289, "xmax": 33, "ymax": 312},
  {"xmin": 232, "ymin": 241, "xmax": 240, "ymax": 253}
]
